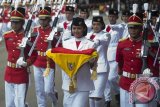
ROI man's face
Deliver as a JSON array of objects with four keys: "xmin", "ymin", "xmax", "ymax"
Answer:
[
  {"xmin": 79, "ymin": 11, "xmax": 88, "ymax": 19},
  {"xmin": 65, "ymin": 11, "xmax": 74, "ymax": 21},
  {"xmin": 11, "ymin": 20, "xmax": 24, "ymax": 33},
  {"xmin": 108, "ymin": 14, "xmax": 118, "ymax": 24},
  {"xmin": 72, "ymin": 25, "xmax": 85, "ymax": 38},
  {"xmin": 39, "ymin": 18, "xmax": 51, "ymax": 28},
  {"xmin": 128, "ymin": 25, "xmax": 143, "ymax": 39},
  {"xmin": 121, "ymin": 15, "xmax": 130, "ymax": 23},
  {"xmin": 151, "ymin": 16, "xmax": 157, "ymax": 26},
  {"xmin": 92, "ymin": 22, "xmax": 102, "ymax": 33}
]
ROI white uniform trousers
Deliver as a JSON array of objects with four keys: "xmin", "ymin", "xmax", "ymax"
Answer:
[
  {"xmin": 5, "ymin": 81, "xmax": 28, "ymax": 107},
  {"xmin": 33, "ymin": 66, "xmax": 57, "ymax": 107},
  {"xmin": 120, "ymin": 88, "xmax": 157, "ymax": 107},
  {"xmin": 104, "ymin": 61, "xmax": 120, "ymax": 101},
  {"xmin": 90, "ymin": 72, "xmax": 108, "ymax": 98},
  {"xmin": 63, "ymin": 90, "xmax": 89, "ymax": 107}
]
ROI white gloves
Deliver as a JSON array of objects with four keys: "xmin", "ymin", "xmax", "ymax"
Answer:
[
  {"xmin": 16, "ymin": 57, "xmax": 27, "ymax": 67},
  {"xmin": 142, "ymin": 68, "xmax": 153, "ymax": 76}
]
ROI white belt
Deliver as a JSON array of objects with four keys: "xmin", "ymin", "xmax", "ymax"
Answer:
[
  {"xmin": 7, "ymin": 61, "xmax": 21, "ymax": 68},
  {"xmin": 122, "ymin": 71, "xmax": 138, "ymax": 79},
  {"xmin": 38, "ymin": 51, "xmax": 46, "ymax": 56}
]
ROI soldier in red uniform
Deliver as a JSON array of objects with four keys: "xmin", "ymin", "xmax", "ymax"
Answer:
[
  {"xmin": 2, "ymin": 1, "xmax": 12, "ymax": 33},
  {"xmin": 3, "ymin": 7, "xmax": 37, "ymax": 107},
  {"xmin": 116, "ymin": 13, "xmax": 159, "ymax": 107},
  {"xmin": 32, "ymin": 6, "xmax": 58, "ymax": 107}
]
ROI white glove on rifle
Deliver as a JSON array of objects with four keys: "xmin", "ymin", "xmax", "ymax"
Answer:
[
  {"xmin": 143, "ymin": 68, "xmax": 153, "ymax": 76},
  {"xmin": 16, "ymin": 57, "xmax": 27, "ymax": 67}
]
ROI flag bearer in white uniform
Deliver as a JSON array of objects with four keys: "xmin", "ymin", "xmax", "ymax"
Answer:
[
  {"xmin": 86, "ymin": 16, "xmax": 111, "ymax": 107},
  {"xmin": 58, "ymin": 6, "xmax": 75, "ymax": 40},
  {"xmin": 59, "ymin": 17, "xmax": 96, "ymax": 107},
  {"xmin": 104, "ymin": 8, "xmax": 123, "ymax": 107},
  {"xmin": 120, "ymin": 10, "xmax": 131, "ymax": 39},
  {"xmin": 79, "ymin": 6, "xmax": 92, "ymax": 33}
]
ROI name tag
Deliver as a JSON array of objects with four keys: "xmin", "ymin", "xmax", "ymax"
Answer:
[
  {"xmin": 124, "ymin": 48, "xmax": 131, "ymax": 51},
  {"xmin": 7, "ymin": 38, "xmax": 13, "ymax": 41}
]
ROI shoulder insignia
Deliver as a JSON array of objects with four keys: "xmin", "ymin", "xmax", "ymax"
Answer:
[
  {"xmin": 3, "ymin": 30, "xmax": 13, "ymax": 35},
  {"xmin": 119, "ymin": 37, "xmax": 128, "ymax": 42}
]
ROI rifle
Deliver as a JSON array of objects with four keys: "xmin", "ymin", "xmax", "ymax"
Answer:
[
  {"xmin": 141, "ymin": 3, "xmax": 151, "ymax": 73},
  {"xmin": 153, "ymin": 15, "xmax": 160, "ymax": 66},
  {"xmin": 42, "ymin": 0, "xmax": 65, "ymax": 77},
  {"xmin": 28, "ymin": 0, "xmax": 65, "ymax": 57},
  {"xmin": 47, "ymin": 0, "xmax": 65, "ymax": 50},
  {"xmin": 18, "ymin": 0, "xmax": 41, "ymax": 60}
]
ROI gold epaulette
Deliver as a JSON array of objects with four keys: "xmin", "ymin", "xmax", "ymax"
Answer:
[
  {"xmin": 3, "ymin": 30, "xmax": 13, "ymax": 35},
  {"xmin": 119, "ymin": 37, "xmax": 128, "ymax": 42}
]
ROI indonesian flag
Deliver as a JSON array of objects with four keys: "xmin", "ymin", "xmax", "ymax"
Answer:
[{"xmin": 46, "ymin": 47, "xmax": 98, "ymax": 78}]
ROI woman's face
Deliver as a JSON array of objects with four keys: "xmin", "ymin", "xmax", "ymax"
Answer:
[
  {"xmin": 79, "ymin": 11, "xmax": 88, "ymax": 19},
  {"xmin": 72, "ymin": 25, "xmax": 85, "ymax": 38},
  {"xmin": 92, "ymin": 22, "xmax": 102, "ymax": 33},
  {"xmin": 121, "ymin": 15, "xmax": 130, "ymax": 23},
  {"xmin": 65, "ymin": 11, "xmax": 74, "ymax": 21},
  {"xmin": 108, "ymin": 14, "xmax": 118, "ymax": 24}
]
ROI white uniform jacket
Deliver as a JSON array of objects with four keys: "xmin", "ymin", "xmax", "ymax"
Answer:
[
  {"xmin": 58, "ymin": 20, "xmax": 72, "ymax": 40},
  {"xmin": 62, "ymin": 37, "xmax": 95, "ymax": 91},
  {"xmin": 86, "ymin": 31, "xmax": 111, "ymax": 73},
  {"xmin": 85, "ymin": 19, "xmax": 92, "ymax": 33},
  {"xmin": 121, "ymin": 22, "xmax": 129, "ymax": 39},
  {"xmin": 105, "ymin": 24, "xmax": 123, "ymax": 61}
]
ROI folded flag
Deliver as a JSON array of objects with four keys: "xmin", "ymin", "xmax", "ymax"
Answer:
[{"xmin": 46, "ymin": 47, "xmax": 98, "ymax": 93}]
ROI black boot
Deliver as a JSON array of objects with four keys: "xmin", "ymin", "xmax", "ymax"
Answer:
[
  {"xmin": 105, "ymin": 101, "xmax": 111, "ymax": 107},
  {"xmin": 115, "ymin": 94, "xmax": 120, "ymax": 104}
]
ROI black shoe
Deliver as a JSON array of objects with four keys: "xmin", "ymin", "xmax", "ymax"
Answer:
[
  {"xmin": 55, "ymin": 91, "xmax": 58, "ymax": 100},
  {"xmin": 115, "ymin": 94, "xmax": 120, "ymax": 104},
  {"xmin": 105, "ymin": 101, "xmax": 111, "ymax": 107},
  {"xmin": 25, "ymin": 103, "xmax": 29, "ymax": 107}
]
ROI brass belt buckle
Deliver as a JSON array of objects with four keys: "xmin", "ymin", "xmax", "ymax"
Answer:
[
  {"xmin": 40, "ymin": 52, "xmax": 43, "ymax": 56},
  {"xmin": 11, "ymin": 63, "xmax": 15, "ymax": 68},
  {"xmin": 130, "ymin": 74, "xmax": 136, "ymax": 79}
]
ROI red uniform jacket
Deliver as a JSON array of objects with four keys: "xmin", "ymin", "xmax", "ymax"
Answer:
[
  {"xmin": 33, "ymin": 26, "xmax": 59, "ymax": 68},
  {"xmin": 4, "ymin": 30, "xmax": 37, "ymax": 84},
  {"xmin": 116, "ymin": 37, "xmax": 159, "ymax": 91}
]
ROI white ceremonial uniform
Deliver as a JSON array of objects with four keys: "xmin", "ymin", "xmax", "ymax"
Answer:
[
  {"xmin": 62, "ymin": 37, "xmax": 95, "ymax": 107},
  {"xmin": 5, "ymin": 82, "xmax": 28, "ymax": 107},
  {"xmin": 58, "ymin": 20, "xmax": 73, "ymax": 40},
  {"xmin": 121, "ymin": 22, "xmax": 129, "ymax": 39},
  {"xmin": 85, "ymin": 19, "xmax": 92, "ymax": 33},
  {"xmin": 104, "ymin": 24, "xmax": 123, "ymax": 102},
  {"xmin": 86, "ymin": 31, "xmax": 110, "ymax": 99}
]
